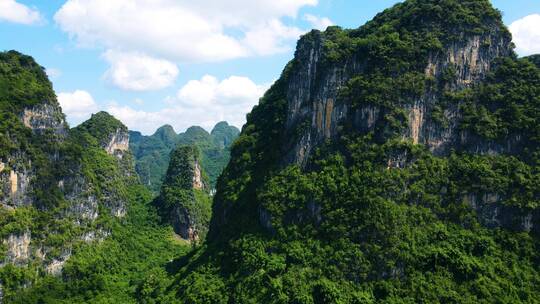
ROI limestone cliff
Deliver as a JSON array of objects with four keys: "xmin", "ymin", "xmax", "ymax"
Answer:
[
  {"xmin": 212, "ymin": 0, "xmax": 538, "ymax": 239},
  {"xmin": 273, "ymin": 4, "xmax": 536, "ymax": 235},
  {"xmin": 21, "ymin": 103, "xmax": 67, "ymax": 137},
  {"xmin": 155, "ymin": 145, "xmax": 211, "ymax": 243},
  {"xmin": 0, "ymin": 52, "xmax": 139, "ymax": 286},
  {"xmin": 283, "ymin": 22, "xmax": 512, "ymax": 166},
  {"xmin": 105, "ymin": 128, "xmax": 130, "ymax": 158}
]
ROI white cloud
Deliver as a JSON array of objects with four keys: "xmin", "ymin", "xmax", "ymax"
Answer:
[
  {"xmin": 46, "ymin": 68, "xmax": 62, "ymax": 79},
  {"xmin": 304, "ymin": 14, "xmax": 333, "ymax": 30},
  {"xmin": 243, "ymin": 19, "xmax": 306, "ymax": 56},
  {"xmin": 103, "ymin": 50, "xmax": 179, "ymax": 91},
  {"xmin": 509, "ymin": 14, "xmax": 540, "ymax": 56},
  {"xmin": 57, "ymin": 90, "xmax": 99, "ymax": 126},
  {"xmin": 54, "ymin": 0, "xmax": 316, "ymax": 63},
  {"xmin": 107, "ymin": 75, "xmax": 270, "ymax": 134},
  {"xmin": 0, "ymin": 0, "xmax": 42, "ymax": 25}
]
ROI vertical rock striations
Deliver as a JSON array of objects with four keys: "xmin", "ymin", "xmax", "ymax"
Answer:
[
  {"xmin": 283, "ymin": 15, "xmax": 512, "ymax": 166},
  {"xmin": 21, "ymin": 103, "xmax": 67, "ymax": 137}
]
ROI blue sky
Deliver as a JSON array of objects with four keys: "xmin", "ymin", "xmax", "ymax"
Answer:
[{"xmin": 1, "ymin": 0, "xmax": 539, "ymax": 134}]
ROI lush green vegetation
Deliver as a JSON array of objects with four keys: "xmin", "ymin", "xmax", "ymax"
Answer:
[
  {"xmin": 0, "ymin": 51, "xmax": 66, "ymax": 208},
  {"xmin": 526, "ymin": 54, "xmax": 540, "ymax": 68},
  {"xmin": 158, "ymin": 0, "xmax": 540, "ymax": 303},
  {"xmin": 130, "ymin": 122, "xmax": 239, "ymax": 193},
  {"xmin": 5, "ymin": 184, "xmax": 190, "ymax": 304},
  {"xmin": 73, "ymin": 111, "xmax": 127, "ymax": 149},
  {"xmin": 154, "ymin": 145, "xmax": 212, "ymax": 242},
  {"xmin": 0, "ymin": 51, "xmax": 191, "ymax": 303},
  {"xmin": 2, "ymin": 0, "xmax": 540, "ymax": 302},
  {"xmin": 0, "ymin": 50, "xmax": 56, "ymax": 113},
  {"xmin": 461, "ymin": 57, "xmax": 540, "ymax": 154}
]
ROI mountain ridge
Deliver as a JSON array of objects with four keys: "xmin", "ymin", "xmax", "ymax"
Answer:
[
  {"xmin": 167, "ymin": 0, "xmax": 540, "ymax": 302},
  {"xmin": 0, "ymin": 51, "xmax": 188, "ymax": 303},
  {"xmin": 129, "ymin": 121, "xmax": 239, "ymax": 193}
]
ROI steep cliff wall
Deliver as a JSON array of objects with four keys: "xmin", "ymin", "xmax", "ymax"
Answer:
[
  {"xmin": 284, "ymin": 21, "xmax": 512, "ymax": 166},
  {"xmin": 273, "ymin": 2, "xmax": 534, "ymax": 235},
  {"xmin": 176, "ymin": 1, "xmax": 540, "ymax": 302},
  {"xmin": 105, "ymin": 128, "xmax": 130, "ymax": 158},
  {"xmin": 21, "ymin": 103, "xmax": 67, "ymax": 137},
  {"xmin": 0, "ymin": 52, "xmax": 140, "ymax": 290},
  {"xmin": 0, "ymin": 155, "xmax": 32, "ymax": 208}
]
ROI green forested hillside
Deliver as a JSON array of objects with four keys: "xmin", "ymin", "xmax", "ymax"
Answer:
[
  {"xmin": 160, "ymin": 0, "xmax": 540, "ymax": 303},
  {"xmin": 154, "ymin": 145, "xmax": 212, "ymax": 243},
  {"xmin": 130, "ymin": 122, "xmax": 239, "ymax": 194},
  {"xmin": 0, "ymin": 52, "xmax": 189, "ymax": 303},
  {"xmin": 8, "ymin": 184, "xmax": 189, "ymax": 304}
]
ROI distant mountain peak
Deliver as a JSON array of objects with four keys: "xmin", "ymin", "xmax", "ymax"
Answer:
[
  {"xmin": 153, "ymin": 124, "xmax": 177, "ymax": 144},
  {"xmin": 155, "ymin": 124, "xmax": 176, "ymax": 134}
]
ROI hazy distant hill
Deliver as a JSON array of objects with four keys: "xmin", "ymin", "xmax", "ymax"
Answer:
[{"xmin": 129, "ymin": 122, "xmax": 239, "ymax": 193}]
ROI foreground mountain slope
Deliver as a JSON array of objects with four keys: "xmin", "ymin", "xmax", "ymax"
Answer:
[
  {"xmin": 167, "ymin": 0, "xmax": 540, "ymax": 302},
  {"xmin": 0, "ymin": 52, "xmax": 187, "ymax": 303},
  {"xmin": 130, "ymin": 122, "xmax": 239, "ymax": 193}
]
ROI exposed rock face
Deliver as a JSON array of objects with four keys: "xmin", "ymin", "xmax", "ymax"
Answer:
[
  {"xmin": 3, "ymin": 232, "xmax": 31, "ymax": 265},
  {"xmin": 0, "ymin": 115, "xmax": 133, "ymax": 277},
  {"xmin": 0, "ymin": 157, "xmax": 32, "ymax": 208},
  {"xmin": 192, "ymin": 160, "xmax": 204, "ymax": 190},
  {"xmin": 1, "ymin": 103, "xmax": 66, "ymax": 209},
  {"xmin": 284, "ymin": 30, "xmax": 512, "ymax": 166},
  {"xmin": 172, "ymin": 207, "xmax": 200, "ymax": 242},
  {"xmin": 465, "ymin": 194, "xmax": 540, "ymax": 236},
  {"xmin": 45, "ymin": 250, "xmax": 71, "ymax": 276},
  {"xmin": 105, "ymin": 128, "xmax": 130, "ymax": 158},
  {"xmin": 21, "ymin": 103, "xmax": 67, "ymax": 137},
  {"xmin": 0, "ymin": 52, "xmax": 143, "ymax": 288},
  {"xmin": 110, "ymin": 203, "xmax": 127, "ymax": 218},
  {"xmin": 81, "ymin": 230, "xmax": 109, "ymax": 243},
  {"xmin": 69, "ymin": 196, "xmax": 99, "ymax": 222},
  {"xmin": 274, "ymin": 18, "xmax": 528, "ymax": 236}
]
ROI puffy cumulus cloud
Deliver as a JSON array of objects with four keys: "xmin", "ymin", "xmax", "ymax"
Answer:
[
  {"xmin": 509, "ymin": 14, "xmax": 540, "ymax": 56},
  {"xmin": 103, "ymin": 50, "xmax": 179, "ymax": 91},
  {"xmin": 304, "ymin": 14, "xmax": 334, "ymax": 30},
  {"xmin": 0, "ymin": 0, "xmax": 42, "ymax": 25},
  {"xmin": 107, "ymin": 75, "xmax": 270, "ymax": 134},
  {"xmin": 106, "ymin": 105, "xmax": 169, "ymax": 135},
  {"xmin": 57, "ymin": 90, "xmax": 99, "ymax": 126},
  {"xmin": 177, "ymin": 75, "xmax": 266, "ymax": 106},
  {"xmin": 183, "ymin": 0, "xmax": 317, "ymax": 25},
  {"xmin": 243, "ymin": 19, "xmax": 305, "ymax": 56},
  {"xmin": 54, "ymin": 0, "xmax": 318, "ymax": 63}
]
